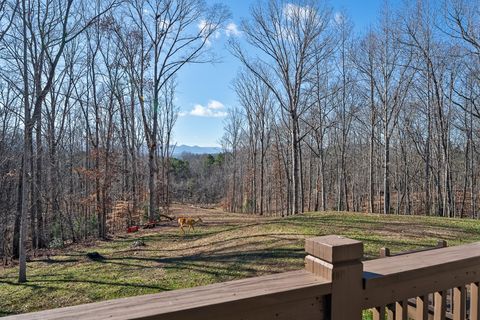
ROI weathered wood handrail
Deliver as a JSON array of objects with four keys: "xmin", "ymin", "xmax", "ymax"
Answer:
[
  {"xmin": 5, "ymin": 236, "xmax": 480, "ymax": 320},
  {"xmin": 380, "ymin": 239, "xmax": 447, "ymax": 257},
  {"xmin": 364, "ymin": 242, "xmax": 480, "ymax": 306},
  {"xmin": 3, "ymin": 270, "xmax": 331, "ymax": 320},
  {"xmin": 363, "ymin": 242, "xmax": 480, "ymax": 319}
]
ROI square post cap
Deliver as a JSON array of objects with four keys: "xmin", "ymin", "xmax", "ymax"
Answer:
[{"xmin": 305, "ymin": 235, "xmax": 363, "ymax": 263}]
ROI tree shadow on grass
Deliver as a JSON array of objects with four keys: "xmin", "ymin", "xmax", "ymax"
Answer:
[
  {"xmin": 1, "ymin": 273, "xmax": 169, "ymax": 291},
  {"xmin": 0, "ymin": 279, "xmax": 53, "ymax": 290},
  {"xmin": 2, "ymin": 248, "xmax": 303, "ymax": 299},
  {"xmin": 116, "ymin": 221, "xmax": 283, "ymax": 244},
  {"xmin": 100, "ymin": 247, "xmax": 305, "ymax": 278},
  {"xmin": 0, "ymin": 310, "xmax": 11, "ymax": 317},
  {"xmin": 32, "ymin": 277, "xmax": 170, "ymax": 291},
  {"xmin": 125, "ymin": 232, "xmax": 304, "ymax": 255},
  {"xmin": 35, "ymin": 258, "xmax": 81, "ymax": 264},
  {"xmin": 159, "ymin": 248, "xmax": 304, "ymax": 278}
]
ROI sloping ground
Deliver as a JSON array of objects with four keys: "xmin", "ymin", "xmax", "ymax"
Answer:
[{"xmin": 1, "ymin": 206, "xmax": 480, "ymax": 316}]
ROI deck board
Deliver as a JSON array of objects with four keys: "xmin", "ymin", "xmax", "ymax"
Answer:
[{"xmin": 4, "ymin": 270, "xmax": 331, "ymax": 320}]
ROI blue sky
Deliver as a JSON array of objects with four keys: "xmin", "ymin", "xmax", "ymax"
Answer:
[{"xmin": 174, "ymin": 0, "xmax": 385, "ymax": 147}]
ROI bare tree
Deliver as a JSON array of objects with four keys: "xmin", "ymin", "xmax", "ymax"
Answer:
[
  {"xmin": 158, "ymin": 77, "xmax": 179, "ymax": 213},
  {"xmin": 7, "ymin": 0, "xmax": 119, "ymax": 283},
  {"xmin": 234, "ymin": 69, "xmax": 274, "ymax": 214},
  {"xmin": 231, "ymin": 0, "xmax": 331, "ymax": 214},
  {"xmin": 127, "ymin": 0, "xmax": 228, "ymax": 220},
  {"xmin": 221, "ymin": 108, "xmax": 243, "ymax": 213}
]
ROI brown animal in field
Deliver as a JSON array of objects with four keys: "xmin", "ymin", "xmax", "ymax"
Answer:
[{"xmin": 177, "ymin": 217, "xmax": 203, "ymax": 235}]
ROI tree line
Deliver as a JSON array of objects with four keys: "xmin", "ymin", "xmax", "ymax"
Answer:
[
  {"xmin": 0, "ymin": 0, "xmax": 229, "ymax": 281},
  {"xmin": 222, "ymin": 0, "xmax": 480, "ymax": 218}
]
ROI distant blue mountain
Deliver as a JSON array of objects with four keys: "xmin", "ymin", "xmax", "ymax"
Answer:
[{"xmin": 172, "ymin": 145, "xmax": 222, "ymax": 157}]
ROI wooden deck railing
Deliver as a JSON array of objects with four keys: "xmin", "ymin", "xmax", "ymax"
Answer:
[
  {"xmin": 5, "ymin": 235, "xmax": 480, "ymax": 320},
  {"xmin": 379, "ymin": 240, "xmax": 448, "ymax": 258}
]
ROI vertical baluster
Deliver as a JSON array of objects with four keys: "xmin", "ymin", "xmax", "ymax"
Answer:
[
  {"xmin": 472, "ymin": 282, "xmax": 480, "ymax": 320},
  {"xmin": 434, "ymin": 290, "xmax": 446, "ymax": 320},
  {"xmin": 386, "ymin": 303, "xmax": 395, "ymax": 320},
  {"xmin": 416, "ymin": 295, "xmax": 428, "ymax": 320},
  {"xmin": 372, "ymin": 305, "xmax": 385, "ymax": 320},
  {"xmin": 395, "ymin": 300, "xmax": 408, "ymax": 320},
  {"xmin": 453, "ymin": 286, "xmax": 466, "ymax": 320}
]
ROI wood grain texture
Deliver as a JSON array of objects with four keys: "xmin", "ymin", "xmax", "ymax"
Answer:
[
  {"xmin": 3, "ymin": 270, "xmax": 331, "ymax": 320},
  {"xmin": 362, "ymin": 242, "xmax": 480, "ymax": 308},
  {"xmin": 471, "ymin": 282, "xmax": 480, "ymax": 320},
  {"xmin": 305, "ymin": 235, "xmax": 363, "ymax": 263},
  {"xmin": 452, "ymin": 286, "xmax": 465, "ymax": 320},
  {"xmin": 306, "ymin": 234, "xmax": 364, "ymax": 319},
  {"xmin": 415, "ymin": 295, "xmax": 429, "ymax": 320},
  {"xmin": 395, "ymin": 300, "xmax": 408, "ymax": 320},
  {"xmin": 434, "ymin": 291, "xmax": 447, "ymax": 320},
  {"xmin": 8, "ymin": 238, "xmax": 480, "ymax": 320}
]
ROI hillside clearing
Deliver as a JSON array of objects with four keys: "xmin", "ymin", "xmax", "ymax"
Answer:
[{"xmin": 1, "ymin": 205, "xmax": 480, "ymax": 316}]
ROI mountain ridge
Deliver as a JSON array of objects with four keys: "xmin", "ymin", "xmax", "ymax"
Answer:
[{"xmin": 172, "ymin": 144, "xmax": 222, "ymax": 156}]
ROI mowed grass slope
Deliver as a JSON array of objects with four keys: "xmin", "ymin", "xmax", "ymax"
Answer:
[{"xmin": 1, "ymin": 206, "xmax": 480, "ymax": 316}]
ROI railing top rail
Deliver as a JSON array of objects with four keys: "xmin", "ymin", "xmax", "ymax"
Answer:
[
  {"xmin": 364, "ymin": 241, "xmax": 480, "ymax": 284},
  {"xmin": 4, "ymin": 270, "xmax": 331, "ymax": 320},
  {"xmin": 362, "ymin": 241, "xmax": 480, "ymax": 308},
  {"xmin": 379, "ymin": 239, "xmax": 447, "ymax": 258}
]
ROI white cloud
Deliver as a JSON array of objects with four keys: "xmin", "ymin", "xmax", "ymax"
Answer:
[
  {"xmin": 225, "ymin": 22, "xmax": 241, "ymax": 37},
  {"xmin": 207, "ymin": 100, "xmax": 225, "ymax": 110},
  {"xmin": 198, "ymin": 19, "xmax": 223, "ymax": 45},
  {"xmin": 334, "ymin": 12, "xmax": 344, "ymax": 24},
  {"xmin": 199, "ymin": 20, "xmax": 240, "ymax": 44},
  {"xmin": 284, "ymin": 3, "xmax": 310, "ymax": 21},
  {"xmin": 279, "ymin": 4, "xmax": 316, "ymax": 39},
  {"xmin": 197, "ymin": 19, "xmax": 209, "ymax": 32},
  {"xmin": 180, "ymin": 100, "xmax": 228, "ymax": 118},
  {"xmin": 198, "ymin": 19, "xmax": 216, "ymax": 46}
]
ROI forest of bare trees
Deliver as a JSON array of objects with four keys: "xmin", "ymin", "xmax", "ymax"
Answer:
[
  {"xmin": 223, "ymin": 0, "xmax": 480, "ymax": 218},
  {"xmin": 0, "ymin": 0, "xmax": 229, "ymax": 281},
  {"xmin": 0, "ymin": 0, "xmax": 479, "ymax": 283}
]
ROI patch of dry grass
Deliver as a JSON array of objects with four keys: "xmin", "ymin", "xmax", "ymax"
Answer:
[{"xmin": 1, "ymin": 206, "xmax": 480, "ymax": 317}]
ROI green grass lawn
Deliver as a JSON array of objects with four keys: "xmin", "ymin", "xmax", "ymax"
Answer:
[{"xmin": 1, "ymin": 207, "xmax": 480, "ymax": 317}]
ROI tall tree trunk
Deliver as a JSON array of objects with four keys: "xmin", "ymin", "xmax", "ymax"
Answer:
[
  {"xmin": 29, "ymin": 133, "xmax": 36, "ymax": 250},
  {"xmin": 34, "ymin": 112, "xmax": 44, "ymax": 248},
  {"xmin": 298, "ymin": 139, "xmax": 304, "ymax": 213},
  {"xmin": 424, "ymin": 68, "xmax": 432, "ymax": 216},
  {"xmin": 13, "ymin": 158, "xmax": 23, "ymax": 259},
  {"xmin": 369, "ymin": 75, "xmax": 375, "ymax": 213},
  {"xmin": 291, "ymin": 114, "xmax": 300, "ymax": 215},
  {"xmin": 259, "ymin": 138, "xmax": 265, "ymax": 215},
  {"xmin": 384, "ymin": 135, "xmax": 390, "ymax": 214},
  {"xmin": 130, "ymin": 85, "xmax": 138, "ymax": 225},
  {"xmin": 320, "ymin": 139, "xmax": 326, "ymax": 211},
  {"xmin": 18, "ymin": 0, "xmax": 30, "ymax": 283}
]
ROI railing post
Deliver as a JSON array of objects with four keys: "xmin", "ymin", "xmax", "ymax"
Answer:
[
  {"xmin": 305, "ymin": 235, "xmax": 364, "ymax": 320},
  {"xmin": 380, "ymin": 247, "xmax": 390, "ymax": 257}
]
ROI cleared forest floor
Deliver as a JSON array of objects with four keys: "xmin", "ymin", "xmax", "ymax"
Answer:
[{"xmin": 2, "ymin": 205, "xmax": 480, "ymax": 316}]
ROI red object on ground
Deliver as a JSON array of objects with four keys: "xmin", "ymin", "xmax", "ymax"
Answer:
[{"xmin": 127, "ymin": 226, "xmax": 139, "ymax": 233}]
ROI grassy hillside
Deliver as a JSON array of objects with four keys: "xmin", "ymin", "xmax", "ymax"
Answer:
[{"xmin": 1, "ymin": 207, "xmax": 480, "ymax": 316}]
